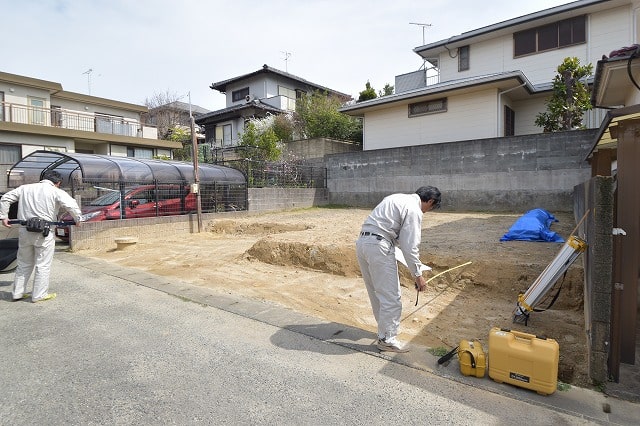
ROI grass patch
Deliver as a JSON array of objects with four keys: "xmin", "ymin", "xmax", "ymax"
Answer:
[{"xmin": 428, "ymin": 346, "xmax": 451, "ymax": 357}]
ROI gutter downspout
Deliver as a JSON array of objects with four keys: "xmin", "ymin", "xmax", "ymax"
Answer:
[{"xmin": 497, "ymin": 82, "xmax": 527, "ymax": 136}]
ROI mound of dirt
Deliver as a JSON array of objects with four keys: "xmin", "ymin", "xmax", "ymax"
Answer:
[{"xmin": 80, "ymin": 207, "xmax": 589, "ymax": 386}]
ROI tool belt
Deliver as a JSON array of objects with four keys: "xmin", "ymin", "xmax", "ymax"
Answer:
[{"xmin": 25, "ymin": 217, "xmax": 51, "ymax": 237}]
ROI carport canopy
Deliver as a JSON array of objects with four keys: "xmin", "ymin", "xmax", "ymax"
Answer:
[{"xmin": 7, "ymin": 150, "xmax": 246, "ymax": 187}]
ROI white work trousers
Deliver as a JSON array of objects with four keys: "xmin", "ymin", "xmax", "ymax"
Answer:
[
  {"xmin": 356, "ymin": 235, "xmax": 402, "ymax": 341},
  {"xmin": 12, "ymin": 228, "xmax": 56, "ymax": 301}
]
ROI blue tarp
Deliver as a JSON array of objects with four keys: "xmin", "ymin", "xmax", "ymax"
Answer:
[{"xmin": 500, "ymin": 209, "xmax": 565, "ymax": 242}]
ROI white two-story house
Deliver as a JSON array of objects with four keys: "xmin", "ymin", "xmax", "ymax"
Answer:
[
  {"xmin": 340, "ymin": 0, "xmax": 637, "ymax": 151},
  {"xmin": 0, "ymin": 71, "xmax": 181, "ymax": 189},
  {"xmin": 196, "ymin": 64, "xmax": 351, "ymax": 152}
]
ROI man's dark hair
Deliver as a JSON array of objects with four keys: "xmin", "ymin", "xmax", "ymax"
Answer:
[
  {"xmin": 42, "ymin": 170, "xmax": 63, "ymax": 185},
  {"xmin": 416, "ymin": 186, "xmax": 441, "ymax": 208}
]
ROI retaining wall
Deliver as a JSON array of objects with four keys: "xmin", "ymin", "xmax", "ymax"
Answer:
[{"xmin": 325, "ymin": 130, "xmax": 596, "ymax": 212}]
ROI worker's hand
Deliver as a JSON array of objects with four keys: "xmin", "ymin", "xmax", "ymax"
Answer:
[
  {"xmin": 2, "ymin": 218, "xmax": 10, "ymax": 228},
  {"xmin": 414, "ymin": 275, "xmax": 426, "ymax": 292}
]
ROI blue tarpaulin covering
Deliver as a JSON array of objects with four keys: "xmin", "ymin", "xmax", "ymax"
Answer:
[{"xmin": 500, "ymin": 209, "xmax": 565, "ymax": 242}]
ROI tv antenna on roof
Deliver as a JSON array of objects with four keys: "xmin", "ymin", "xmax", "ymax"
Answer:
[
  {"xmin": 409, "ymin": 22, "xmax": 432, "ymax": 45},
  {"xmin": 82, "ymin": 68, "xmax": 93, "ymax": 95},
  {"xmin": 281, "ymin": 51, "xmax": 291, "ymax": 72}
]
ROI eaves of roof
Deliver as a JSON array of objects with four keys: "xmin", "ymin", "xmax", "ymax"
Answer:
[
  {"xmin": 194, "ymin": 101, "xmax": 283, "ymax": 124},
  {"xmin": 587, "ymin": 103, "xmax": 640, "ymax": 160},
  {"xmin": 209, "ymin": 64, "xmax": 351, "ymax": 100},
  {"xmin": 413, "ymin": 0, "xmax": 613, "ymax": 58},
  {"xmin": 591, "ymin": 51, "xmax": 640, "ymax": 107},
  {"xmin": 0, "ymin": 71, "xmax": 62, "ymax": 92},
  {"xmin": 339, "ymin": 71, "xmax": 537, "ymax": 114}
]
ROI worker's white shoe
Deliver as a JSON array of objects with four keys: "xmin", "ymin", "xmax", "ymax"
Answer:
[{"xmin": 377, "ymin": 337, "xmax": 409, "ymax": 353}]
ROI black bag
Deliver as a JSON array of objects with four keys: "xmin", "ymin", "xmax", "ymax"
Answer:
[{"xmin": 25, "ymin": 217, "xmax": 49, "ymax": 236}]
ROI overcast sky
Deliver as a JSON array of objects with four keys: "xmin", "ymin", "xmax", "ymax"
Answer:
[{"xmin": 2, "ymin": 0, "xmax": 575, "ymax": 111}]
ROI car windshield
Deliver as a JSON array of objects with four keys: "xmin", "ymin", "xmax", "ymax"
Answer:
[
  {"xmin": 88, "ymin": 191, "xmax": 122, "ymax": 206},
  {"xmin": 88, "ymin": 188, "xmax": 140, "ymax": 206}
]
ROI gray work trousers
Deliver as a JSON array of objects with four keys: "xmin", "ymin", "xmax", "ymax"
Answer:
[
  {"xmin": 356, "ymin": 234, "xmax": 402, "ymax": 341},
  {"xmin": 12, "ymin": 228, "xmax": 56, "ymax": 301}
]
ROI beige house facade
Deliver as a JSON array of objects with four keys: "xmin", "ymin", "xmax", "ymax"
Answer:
[
  {"xmin": 0, "ymin": 71, "xmax": 180, "ymax": 190},
  {"xmin": 341, "ymin": 0, "xmax": 638, "ymax": 151}
]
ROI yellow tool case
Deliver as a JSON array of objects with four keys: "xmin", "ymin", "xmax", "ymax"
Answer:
[
  {"xmin": 488, "ymin": 327, "xmax": 559, "ymax": 395},
  {"xmin": 458, "ymin": 339, "xmax": 486, "ymax": 378}
]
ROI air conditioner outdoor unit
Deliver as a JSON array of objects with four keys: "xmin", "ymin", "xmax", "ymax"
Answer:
[{"xmin": 245, "ymin": 94, "xmax": 255, "ymax": 103}]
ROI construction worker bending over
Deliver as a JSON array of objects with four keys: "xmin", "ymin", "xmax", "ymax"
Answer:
[{"xmin": 356, "ymin": 186, "xmax": 441, "ymax": 353}]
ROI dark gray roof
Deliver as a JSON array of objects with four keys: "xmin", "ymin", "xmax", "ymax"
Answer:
[
  {"xmin": 340, "ymin": 71, "xmax": 537, "ymax": 113},
  {"xmin": 209, "ymin": 64, "xmax": 351, "ymax": 101},
  {"xmin": 150, "ymin": 101, "xmax": 210, "ymax": 116},
  {"xmin": 194, "ymin": 100, "xmax": 283, "ymax": 124}
]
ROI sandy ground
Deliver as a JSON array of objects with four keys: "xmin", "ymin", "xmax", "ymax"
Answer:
[{"xmin": 79, "ymin": 207, "xmax": 589, "ymax": 387}]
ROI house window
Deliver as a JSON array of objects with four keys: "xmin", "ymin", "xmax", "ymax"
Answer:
[
  {"xmin": 222, "ymin": 124, "xmax": 232, "ymax": 146},
  {"xmin": 127, "ymin": 147, "xmax": 153, "ymax": 158},
  {"xmin": 0, "ymin": 144, "xmax": 21, "ymax": 191},
  {"xmin": 51, "ymin": 105, "xmax": 62, "ymax": 127},
  {"xmin": 0, "ymin": 91, "xmax": 4, "ymax": 122},
  {"xmin": 504, "ymin": 105, "xmax": 515, "ymax": 137},
  {"xmin": 514, "ymin": 16, "xmax": 586, "ymax": 57},
  {"xmin": 28, "ymin": 96, "xmax": 46, "ymax": 125},
  {"xmin": 278, "ymin": 86, "xmax": 296, "ymax": 100},
  {"xmin": 232, "ymin": 87, "xmax": 250, "ymax": 102},
  {"xmin": 408, "ymin": 98, "xmax": 447, "ymax": 117},
  {"xmin": 458, "ymin": 45, "xmax": 470, "ymax": 71}
]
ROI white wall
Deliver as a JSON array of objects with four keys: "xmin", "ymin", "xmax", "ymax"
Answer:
[
  {"xmin": 436, "ymin": 4, "xmax": 633, "ymax": 86},
  {"xmin": 363, "ymin": 89, "xmax": 498, "ymax": 150}
]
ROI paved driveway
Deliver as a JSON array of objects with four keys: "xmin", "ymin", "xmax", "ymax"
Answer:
[{"xmin": 0, "ymin": 250, "xmax": 637, "ymax": 425}]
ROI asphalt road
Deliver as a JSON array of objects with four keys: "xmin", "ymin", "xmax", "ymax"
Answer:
[{"xmin": 1, "ymin": 249, "xmax": 638, "ymax": 425}]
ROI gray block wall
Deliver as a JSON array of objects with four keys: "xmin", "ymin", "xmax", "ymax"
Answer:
[{"xmin": 325, "ymin": 130, "xmax": 597, "ymax": 212}]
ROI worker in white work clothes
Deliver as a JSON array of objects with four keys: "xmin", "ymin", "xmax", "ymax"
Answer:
[
  {"xmin": 0, "ymin": 170, "xmax": 83, "ymax": 303},
  {"xmin": 356, "ymin": 186, "xmax": 441, "ymax": 353}
]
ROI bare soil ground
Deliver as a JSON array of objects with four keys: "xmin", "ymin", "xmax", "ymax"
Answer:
[{"xmin": 79, "ymin": 207, "xmax": 589, "ymax": 387}]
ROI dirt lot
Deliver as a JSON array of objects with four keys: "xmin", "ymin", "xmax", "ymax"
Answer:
[{"xmin": 80, "ymin": 207, "xmax": 589, "ymax": 387}]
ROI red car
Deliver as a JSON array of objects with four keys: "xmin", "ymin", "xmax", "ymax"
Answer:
[{"xmin": 56, "ymin": 184, "xmax": 195, "ymax": 241}]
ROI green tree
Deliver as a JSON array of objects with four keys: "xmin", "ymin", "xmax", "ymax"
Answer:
[
  {"xmin": 378, "ymin": 83, "xmax": 394, "ymax": 97},
  {"xmin": 168, "ymin": 126, "xmax": 192, "ymax": 161},
  {"xmin": 296, "ymin": 90, "xmax": 362, "ymax": 143},
  {"xmin": 535, "ymin": 57, "xmax": 593, "ymax": 132},
  {"xmin": 272, "ymin": 113, "xmax": 295, "ymax": 142},
  {"xmin": 239, "ymin": 121, "xmax": 281, "ymax": 161},
  {"xmin": 357, "ymin": 81, "xmax": 377, "ymax": 102}
]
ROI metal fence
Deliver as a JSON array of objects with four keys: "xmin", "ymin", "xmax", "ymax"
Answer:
[
  {"xmin": 218, "ymin": 159, "xmax": 326, "ymax": 188},
  {"xmin": 67, "ymin": 179, "xmax": 247, "ymax": 220},
  {"xmin": 1, "ymin": 101, "xmax": 151, "ymax": 137}
]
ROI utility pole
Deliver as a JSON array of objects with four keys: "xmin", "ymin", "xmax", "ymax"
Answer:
[{"xmin": 189, "ymin": 92, "xmax": 202, "ymax": 233}]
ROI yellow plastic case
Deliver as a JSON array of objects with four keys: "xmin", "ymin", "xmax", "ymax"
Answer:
[
  {"xmin": 458, "ymin": 339, "xmax": 486, "ymax": 378},
  {"xmin": 488, "ymin": 327, "xmax": 559, "ymax": 395}
]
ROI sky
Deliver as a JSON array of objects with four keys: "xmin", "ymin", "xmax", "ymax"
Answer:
[{"xmin": 1, "ymin": 0, "xmax": 576, "ymax": 111}]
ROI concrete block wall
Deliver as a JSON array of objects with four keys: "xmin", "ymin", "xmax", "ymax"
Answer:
[
  {"xmin": 325, "ymin": 130, "xmax": 597, "ymax": 212},
  {"xmin": 248, "ymin": 188, "xmax": 328, "ymax": 211}
]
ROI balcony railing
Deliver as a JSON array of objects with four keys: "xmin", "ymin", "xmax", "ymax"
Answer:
[{"xmin": 0, "ymin": 101, "xmax": 157, "ymax": 139}]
